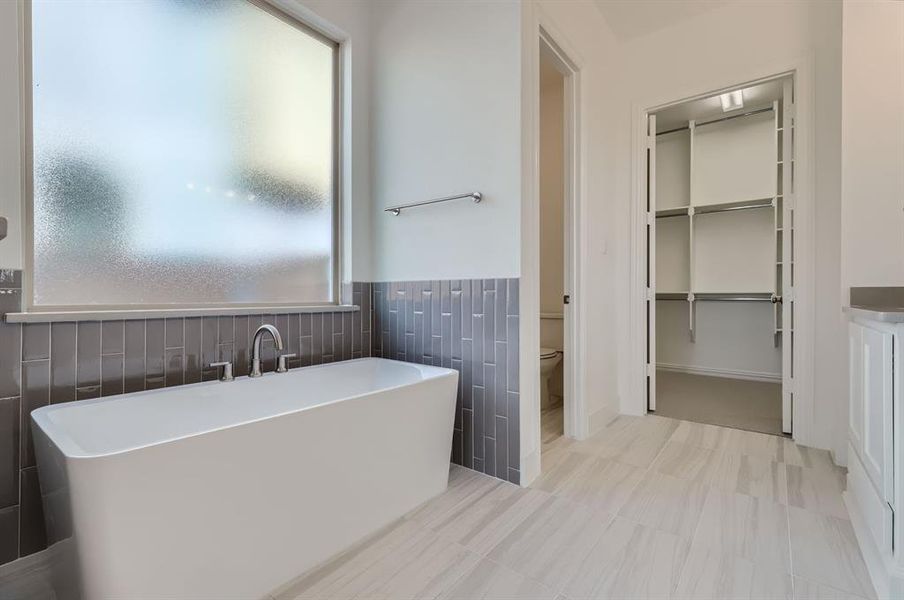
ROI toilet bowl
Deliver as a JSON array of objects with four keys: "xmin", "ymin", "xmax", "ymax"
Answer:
[{"xmin": 540, "ymin": 347, "xmax": 563, "ymax": 410}]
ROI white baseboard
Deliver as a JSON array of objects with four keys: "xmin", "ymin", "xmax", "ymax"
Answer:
[
  {"xmin": 589, "ymin": 406, "xmax": 618, "ymax": 436},
  {"xmin": 520, "ymin": 449, "xmax": 540, "ymax": 488},
  {"xmin": 656, "ymin": 362, "xmax": 781, "ymax": 383}
]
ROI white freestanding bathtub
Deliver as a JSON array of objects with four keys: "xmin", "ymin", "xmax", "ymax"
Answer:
[{"xmin": 31, "ymin": 358, "xmax": 458, "ymax": 600}]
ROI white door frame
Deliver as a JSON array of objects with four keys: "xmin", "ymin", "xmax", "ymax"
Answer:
[
  {"xmin": 520, "ymin": 3, "xmax": 586, "ymax": 486},
  {"xmin": 627, "ymin": 59, "xmax": 818, "ymax": 448}
]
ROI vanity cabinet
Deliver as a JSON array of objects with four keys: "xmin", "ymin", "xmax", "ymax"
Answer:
[{"xmin": 846, "ymin": 311, "xmax": 904, "ymax": 597}]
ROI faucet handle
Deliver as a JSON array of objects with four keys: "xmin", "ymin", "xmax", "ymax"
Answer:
[
  {"xmin": 209, "ymin": 361, "xmax": 234, "ymax": 382},
  {"xmin": 276, "ymin": 353, "xmax": 297, "ymax": 373}
]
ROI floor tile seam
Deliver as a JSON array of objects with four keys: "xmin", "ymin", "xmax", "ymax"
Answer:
[
  {"xmin": 481, "ymin": 496, "xmax": 616, "ymax": 597},
  {"xmin": 786, "ymin": 504, "xmax": 877, "ymax": 599},
  {"xmin": 279, "ymin": 516, "xmax": 427, "ymax": 598},
  {"xmin": 784, "ymin": 460, "xmax": 800, "ymax": 599},
  {"xmin": 792, "ymin": 574, "xmax": 875, "ymax": 600},
  {"xmin": 783, "ymin": 461, "xmax": 852, "ymax": 522},
  {"xmin": 445, "ymin": 489, "xmax": 558, "ymax": 561},
  {"xmin": 481, "ymin": 555, "xmax": 561, "ymax": 597},
  {"xmin": 679, "ymin": 484, "xmax": 796, "ymax": 576},
  {"xmin": 428, "ymin": 546, "xmax": 485, "ymax": 600},
  {"xmin": 549, "ymin": 451, "xmax": 651, "ymax": 511}
]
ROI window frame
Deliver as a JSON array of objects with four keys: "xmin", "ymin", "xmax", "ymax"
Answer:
[{"xmin": 20, "ymin": 0, "xmax": 344, "ymax": 314}]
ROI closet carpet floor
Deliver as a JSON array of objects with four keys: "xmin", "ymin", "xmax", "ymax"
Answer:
[
  {"xmin": 654, "ymin": 369, "xmax": 783, "ymax": 436},
  {"xmin": 273, "ymin": 415, "xmax": 872, "ymax": 600}
]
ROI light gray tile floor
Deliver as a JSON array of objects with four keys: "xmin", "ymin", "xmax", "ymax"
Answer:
[{"xmin": 274, "ymin": 414, "xmax": 874, "ymax": 600}]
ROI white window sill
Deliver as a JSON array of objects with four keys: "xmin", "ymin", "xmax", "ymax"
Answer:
[{"xmin": 5, "ymin": 304, "xmax": 360, "ymax": 323}]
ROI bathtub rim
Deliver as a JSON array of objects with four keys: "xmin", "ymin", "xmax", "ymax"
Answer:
[{"xmin": 31, "ymin": 358, "xmax": 459, "ymax": 461}]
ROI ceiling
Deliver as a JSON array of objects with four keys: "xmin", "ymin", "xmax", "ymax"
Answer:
[
  {"xmin": 592, "ymin": 0, "xmax": 727, "ymax": 41},
  {"xmin": 653, "ymin": 78, "xmax": 788, "ymax": 132}
]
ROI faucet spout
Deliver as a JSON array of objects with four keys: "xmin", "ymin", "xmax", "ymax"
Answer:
[{"xmin": 250, "ymin": 324, "xmax": 284, "ymax": 378}]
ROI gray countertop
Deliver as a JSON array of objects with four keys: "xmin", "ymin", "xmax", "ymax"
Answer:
[
  {"xmin": 845, "ymin": 287, "xmax": 904, "ymax": 322},
  {"xmin": 845, "ymin": 305, "xmax": 904, "ymax": 323}
]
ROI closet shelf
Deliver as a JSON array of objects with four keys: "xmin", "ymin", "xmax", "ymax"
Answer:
[
  {"xmin": 655, "ymin": 206, "xmax": 689, "ymax": 218},
  {"xmin": 656, "ymin": 292, "xmax": 689, "ymax": 301}
]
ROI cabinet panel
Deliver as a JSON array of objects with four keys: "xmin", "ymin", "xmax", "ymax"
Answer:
[
  {"xmin": 860, "ymin": 323, "xmax": 894, "ymax": 502},
  {"xmin": 847, "ymin": 442, "xmax": 893, "ymax": 555},
  {"xmin": 849, "ymin": 322, "xmax": 864, "ymax": 452}
]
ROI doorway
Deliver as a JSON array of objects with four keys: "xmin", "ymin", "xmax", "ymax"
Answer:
[
  {"xmin": 539, "ymin": 45, "xmax": 566, "ymax": 450},
  {"xmin": 536, "ymin": 32, "xmax": 582, "ymax": 460},
  {"xmin": 645, "ymin": 75, "xmax": 795, "ymax": 437}
]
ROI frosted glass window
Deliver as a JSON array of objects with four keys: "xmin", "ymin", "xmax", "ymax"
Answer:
[{"xmin": 30, "ymin": 0, "xmax": 337, "ymax": 308}]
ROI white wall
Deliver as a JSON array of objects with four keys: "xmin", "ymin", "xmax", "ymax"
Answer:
[
  {"xmin": 657, "ymin": 301, "xmax": 781, "ymax": 380},
  {"xmin": 840, "ymin": 0, "xmax": 904, "ymax": 289},
  {"xmin": 655, "ymin": 131, "xmax": 690, "ymax": 210},
  {"xmin": 691, "ymin": 113, "xmax": 776, "ymax": 207},
  {"xmin": 595, "ymin": 1, "xmax": 844, "ymax": 459},
  {"xmin": 529, "ymin": 1, "xmax": 624, "ymax": 438},
  {"xmin": 539, "ymin": 63, "xmax": 565, "ymax": 319},
  {"xmin": 369, "ymin": 0, "xmax": 522, "ymax": 282},
  {"xmin": 528, "ymin": 0, "xmax": 843, "ymax": 456},
  {"xmin": 539, "ymin": 61, "xmax": 565, "ymax": 357},
  {"xmin": 0, "ymin": 0, "xmax": 376, "ymax": 281},
  {"xmin": 0, "ymin": 1, "xmax": 21, "ymax": 270}
]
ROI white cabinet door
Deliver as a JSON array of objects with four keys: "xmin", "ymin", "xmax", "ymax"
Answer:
[
  {"xmin": 849, "ymin": 322, "xmax": 864, "ymax": 453},
  {"xmin": 860, "ymin": 322, "xmax": 894, "ymax": 502}
]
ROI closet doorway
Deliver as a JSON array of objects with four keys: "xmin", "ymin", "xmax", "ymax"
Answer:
[{"xmin": 646, "ymin": 75, "xmax": 795, "ymax": 436}]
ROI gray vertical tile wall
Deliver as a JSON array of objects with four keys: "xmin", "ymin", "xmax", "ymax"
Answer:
[
  {"xmin": 370, "ymin": 279, "xmax": 520, "ymax": 485},
  {"xmin": 0, "ymin": 274, "xmax": 372, "ymax": 566}
]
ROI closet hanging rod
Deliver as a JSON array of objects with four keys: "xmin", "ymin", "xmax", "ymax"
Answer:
[
  {"xmin": 655, "ymin": 293, "xmax": 779, "ymax": 302},
  {"xmin": 695, "ymin": 106, "xmax": 774, "ymax": 129},
  {"xmin": 656, "ymin": 125, "xmax": 689, "ymax": 136},
  {"xmin": 655, "ymin": 106, "xmax": 774, "ymax": 136},
  {"xmin": 695, "ymin": 199, "xmax": 774, "ymax": 215},
  {"xmin": 696, "ymin": 293, "xmax": 776, "ymax": 302},
  {"xmin": 384, "ymin": 191, "xmax": 482, "ymax": 216}
]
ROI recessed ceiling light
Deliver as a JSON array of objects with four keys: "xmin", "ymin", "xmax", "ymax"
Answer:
[{"xmin": 720, "ymin": 90, "xmax": 744, "ymax": 112}]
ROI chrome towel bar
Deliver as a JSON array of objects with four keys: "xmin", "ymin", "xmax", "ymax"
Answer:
[{"xmin": 385, "ymin": 191, "xmax": 482, "ymax": 216}]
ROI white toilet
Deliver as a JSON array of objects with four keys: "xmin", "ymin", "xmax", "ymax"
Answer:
[{"xmin": 539, "ymin": 347, "xmax": 563, "ymax": 410}]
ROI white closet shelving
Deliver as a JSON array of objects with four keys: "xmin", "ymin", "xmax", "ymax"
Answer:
[
  {"xmin": 648, "ymin": 77, "xmax": 795, "ymax": 433},
  {"xmin": 655, "ymin": 104, "xmax": 783, "ymax": 341}
]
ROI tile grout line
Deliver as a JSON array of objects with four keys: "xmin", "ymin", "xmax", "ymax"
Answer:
[
  {"xmin": 784, "ymin": 456, "xmax": 797, "ymax": 597},
  {"xmin": 644, "ymin": 421, "xmax": 703, "ymax": 596}
]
